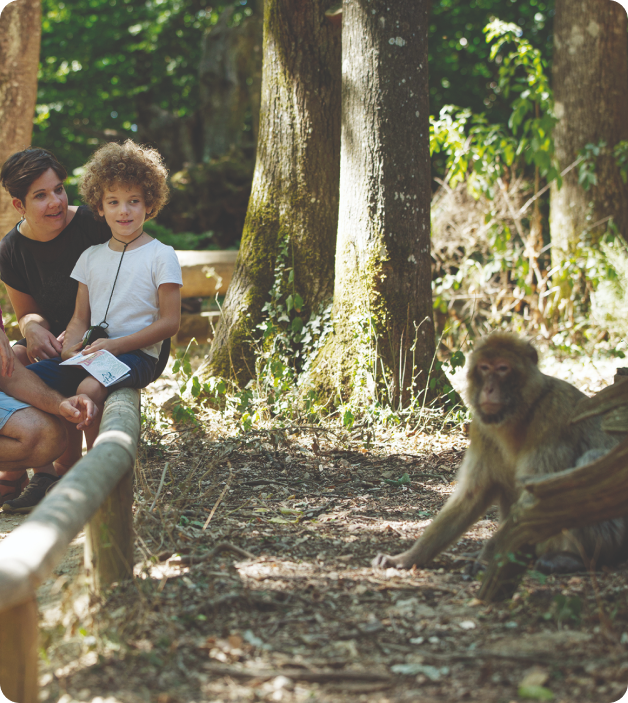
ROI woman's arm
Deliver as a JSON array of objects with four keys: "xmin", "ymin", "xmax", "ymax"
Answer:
[
  {"xmin": 61, "ymin": 283, "xmax": 91, "ymax": 360},
  {"xmin": 4, "ymin": 283, "xmax": 62, "ymax": 361},
  {"xmin": 82, "ymin": 283, "xmax": 181, "ymax": 355}
]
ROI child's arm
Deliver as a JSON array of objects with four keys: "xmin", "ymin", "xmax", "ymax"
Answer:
[
  {"xmin": 61, "ymin": 283, "xmax": 91, "ymax": 360},
  {"xmin": 82, "ymin": 283, "xmax": 181, "ymax": 356}
]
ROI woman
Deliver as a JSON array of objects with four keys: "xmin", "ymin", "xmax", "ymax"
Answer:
[
  {"xmin": 0, "ymin": 147, "xmax": 170, "ymax": 511},
  {"xmin": 0, "ymin": 148, "xmax": 110, "ymax": 366}
]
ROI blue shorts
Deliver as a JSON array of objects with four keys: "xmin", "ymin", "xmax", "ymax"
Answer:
[
  {"xmin": 0, "ymin": 392, "xmax": 31, "ymax": 431},
  {"xmin": 27, "ymin": 350, "xmax": 157, "ymax": 396}
]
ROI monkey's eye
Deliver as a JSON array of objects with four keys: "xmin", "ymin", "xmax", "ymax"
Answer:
[
  {"xmin": 478, "ymin": 363, "xmax": 490, "ymax": 372},
  {"xmin": 496, "ymin": 365, "xmax": 510, "ymax": 373}
]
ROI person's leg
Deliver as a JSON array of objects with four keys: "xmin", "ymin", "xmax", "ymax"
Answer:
[
  {"xmin": 0, "ymin": 406, "xmax": 66, "ymax": 511},
  {"xmin": 11, "ymin": 344, "xmax": 29, "ymax": 366},
  {"xmin": 80, "ymin": 351, "xmax": 156, "ymax": 449},
  {"xmin": 25, "ymin": 358, "xmax": 87, "ymax": 476},
  {"xmin": 76, "ymin": 376, "xmax": 109, "ymax": 450},
  {"xmin": 53, "ymin": 419, "xmax": 84, "ymax": 476}
]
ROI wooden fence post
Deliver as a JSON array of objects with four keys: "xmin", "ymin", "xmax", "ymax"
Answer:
[
  {"xmin": 84, "ymin": 468, "xmax": 134, "ymax": 592},
  {"xmin": 0, "ymin": 598, "xmax": 39, "ymax": 703},
  {"xmin": 0, "ymin": 388, "xmax": 141, "ymax": 701},
  {"xmin": 84, "ymin": 388, "xmax": 140, "ymax": 593}
]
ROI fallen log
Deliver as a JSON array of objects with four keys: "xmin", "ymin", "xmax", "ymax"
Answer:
[{"xmin": 478, "ymin": 437, "xmax": 628, "ymax": 602}]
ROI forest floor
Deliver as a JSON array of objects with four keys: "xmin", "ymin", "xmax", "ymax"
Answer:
[{"xmin": 3, "ymin": 349, "xmax": 628, "ymax": 703}]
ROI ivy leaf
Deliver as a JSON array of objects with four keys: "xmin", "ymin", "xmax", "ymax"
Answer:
[
  {"xmin": 286, "ymin": 294, "xmax": 294, "ymax": 312},
  {"xmin": 288, "ymin": 269, "xmax": 294, "ymax": 283},
  {"xmin": 291, "ymin": 316, "xmax": 304, "ymax": 333},
  {"xmin": 517, "ymin": 686, "xmax": 554, "ymax": 700},
  {"xmin": 293, "ymin": 294, "xmax": 304, "ymax": 312},
  {"xmin": 383, "ymin": 472, "xmax": 411, "ymax": 486}
]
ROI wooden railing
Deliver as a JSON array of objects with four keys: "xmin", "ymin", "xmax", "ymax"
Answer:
[{"xmin": 0, "ymin": 388, "xmax": 140, "ymax": 703}]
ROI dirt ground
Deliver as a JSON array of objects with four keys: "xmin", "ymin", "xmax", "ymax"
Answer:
[{"xmin": 15, "ymin": 378, "xmax": 625, "ymax": 703}]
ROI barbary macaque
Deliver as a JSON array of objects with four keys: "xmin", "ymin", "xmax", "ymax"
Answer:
[{"xmin": 373, "ymin": 333, "xmax": 627, "ymax": 575}]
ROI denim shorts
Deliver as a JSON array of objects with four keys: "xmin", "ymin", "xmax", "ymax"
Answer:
[
  {"xmin": 0, "ymin": 392, "xmax": 31, "ymax": 431},
  {"xmin": 27, "ymin": 350, "xmax": 157, "ymax": 396}
]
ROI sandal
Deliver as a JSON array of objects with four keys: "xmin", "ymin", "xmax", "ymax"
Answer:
[{"xmin": 0, "ymin": 472, "xmax": 29, "ymax": 506}]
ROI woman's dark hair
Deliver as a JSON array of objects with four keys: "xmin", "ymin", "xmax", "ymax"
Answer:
[{"xmin": 0, "ymin": 148, "xmax": 68, "ymax": 202}]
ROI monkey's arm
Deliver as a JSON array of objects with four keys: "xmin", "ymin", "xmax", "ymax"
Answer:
[{"xmin": 372, "ymin": 453, "xmax": 497, "ymax": 569}]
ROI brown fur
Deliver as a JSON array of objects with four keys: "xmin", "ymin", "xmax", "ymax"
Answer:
[{"xmin": 373, "ymin": 333, "xmax": 626, "ymax": 574}]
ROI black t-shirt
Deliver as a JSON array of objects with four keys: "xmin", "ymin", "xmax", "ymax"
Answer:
[{"xmin": 0, "ymin": 206, "xmax": 110, "ymax": 336}]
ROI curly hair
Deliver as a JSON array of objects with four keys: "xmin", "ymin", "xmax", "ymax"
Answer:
[{"xmin": 79, "ymin": 140, "xmax": 169, "ymax": 220}]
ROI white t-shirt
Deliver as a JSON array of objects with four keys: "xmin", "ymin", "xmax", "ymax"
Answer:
[{"xmin": 71, "ymin": 238, "xmax": 183, "ymax": 358}]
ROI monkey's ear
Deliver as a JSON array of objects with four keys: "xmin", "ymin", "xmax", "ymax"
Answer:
[{"xmin": 526, "ymin": 343, "xmax": 539, "ymax": 366}]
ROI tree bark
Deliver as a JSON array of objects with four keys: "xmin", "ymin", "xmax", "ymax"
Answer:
[
  {"xmin": 310, "ymin": 0, "xmax": 435, "ymax": 406},
  {"xmin": 549, "ymin": 0, "xmax": 628, "ymax": 266},
  {"xmin": 0, "ymin": 0, "xmax": 41, "ymax": 239},
  {"xmin": 204, "ymin": 0, "xmax": 341, "ymax": 383},
  {"xmin": 198, "ymin": 1, "xmax": 263, "ymax": 162}
]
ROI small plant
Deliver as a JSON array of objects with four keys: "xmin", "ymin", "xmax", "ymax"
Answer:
[{"xmin": 544, "ymin": 594, "xmax": 582, "ymax": 627}]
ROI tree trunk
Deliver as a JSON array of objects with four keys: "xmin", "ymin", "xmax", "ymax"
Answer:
[
  {"xmin": 549, "ymin": 0, "xmax": 628, "ymax": 266},
  {"xmin": 198, "ymin": 1, "xmax": 263, "ymax": 162},
  {"xmin": 204, "ymin": 0, "xmax": 341, "ymax": 383},
  {"xmin": 0, "ymin": 0, "xmax": 41, "ymax": 239},
  {"xmin": 310, "ymin": 0, "xmax": 435, "ymax": 407}
]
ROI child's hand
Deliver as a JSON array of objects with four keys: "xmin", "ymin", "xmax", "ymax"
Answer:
[
  {"xmin": 61, "ymin": 341, "xmax": 83, "ymax": 361},
  {"xmin": 82, "ymin": 338, "xmax": 121, "ymax": 356}
]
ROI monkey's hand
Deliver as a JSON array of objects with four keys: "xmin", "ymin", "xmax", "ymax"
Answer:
[{"xmin": 371, "ymin": 551, "xmax": 415, "ymax": 569}]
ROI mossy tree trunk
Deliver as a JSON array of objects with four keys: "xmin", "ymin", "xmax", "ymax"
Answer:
[
  {"xmin": 549, "ymin": 0, "xmax": 628, "ymax": 267},
  {"xmin": 310, "ymin": 0, "xmax": 435, "ymax": 407},
  {"xmin": 204, "ymin": 0, "xmax": 341, "ymax": 383},
  {"xmin": 0, "ymin": 0, "xmax": 41, "ymax": 239}
]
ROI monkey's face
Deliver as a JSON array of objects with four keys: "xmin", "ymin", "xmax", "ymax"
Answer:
[{"xmin": 470, "ymin": 356, "xmax": 521, "ymax": 425}]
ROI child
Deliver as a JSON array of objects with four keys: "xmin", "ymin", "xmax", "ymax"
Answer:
[{"xmin": 29, "ymin": 140, "xmax": 182, "ymax": 460}]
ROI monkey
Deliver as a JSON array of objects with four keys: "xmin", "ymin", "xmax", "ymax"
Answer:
[{"xmin": 372, "ymin": 332, "xmax": 627, "ymax": 575}]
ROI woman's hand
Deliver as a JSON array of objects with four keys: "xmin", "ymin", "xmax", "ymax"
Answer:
[
  {"xmin": 82, "ymin": 338, "xmax": 122, "ymax": 356},
  {"xmin": 0, "ymin": 330, "xmax": 14, "ymax": 377},
  {"xmin": 24, "ymin": 322, "xmax": 63, "ymax": 362}
]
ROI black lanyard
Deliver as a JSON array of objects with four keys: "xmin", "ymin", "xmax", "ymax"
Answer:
[{"xmin": 97, "ymin": 232, "xmax": 145, "ymax": 327}]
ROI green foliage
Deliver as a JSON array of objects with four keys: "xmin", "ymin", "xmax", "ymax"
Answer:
[
  {"xmin": 543, "ymin": 594, "xmax": 582, "ymax": 627},
  {"xmin": 518, "ymin": 685, "xmax": 554, "ymax": 701},
  {"xmin": 428, "ymin": 0, "xmax": 553, "ymax": 123},
  {"xmin": 485, "ymin": 19, "xmax": 558, "ymax": 181},
  {"xmin": 143, "ymin": 220, "xmax": 216, "ymax": 250},
  {"xmin": 37, "ymin": 0, "xmax": 216, "ymax": 170},
  {"xmin": 162, "ymin": 152, "xmax": 255, "ymax": 247},
  {"xmin": 34, "ymin": 0, "xmax": 254, "ymax": 218},
  {"xmin": 430, "ymin": 19, "xmax": 558, "ymax": 196},
  {"xmin": 253, "ymin": 235, "xmax": 333, "ymax": 420}
]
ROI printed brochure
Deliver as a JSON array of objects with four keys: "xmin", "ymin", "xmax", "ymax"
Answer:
[{"xmin": 60, "ymin": 350, "xmax": 130, "ymax": 387}]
